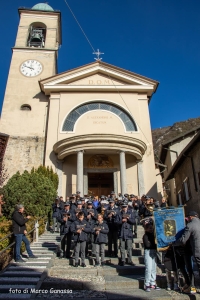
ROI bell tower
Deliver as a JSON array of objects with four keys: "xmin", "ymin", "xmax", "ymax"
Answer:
[{"xmin": 0, "ymin": 3, "xmax": 62, "ymax": 177}]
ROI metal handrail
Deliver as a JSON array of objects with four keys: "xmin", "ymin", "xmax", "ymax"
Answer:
[
  {"xmin": 0, "ymin": 216, "xmax": 46, "ymax": 256},
  {"xmin": 0, "ymin": 232, "xmax": 13, "ymax": 243}
]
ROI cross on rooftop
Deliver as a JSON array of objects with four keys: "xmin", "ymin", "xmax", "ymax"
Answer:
[{"xmin": 93, "ymin": 49, "xmax": 104, "ymax": 61}]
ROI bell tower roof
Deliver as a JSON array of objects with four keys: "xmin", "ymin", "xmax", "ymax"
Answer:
[{"xmin": 32, "ymin": 3, "xmax": 54, "ymax": 11}]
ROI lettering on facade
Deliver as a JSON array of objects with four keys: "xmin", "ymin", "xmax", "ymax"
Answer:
[
  {"xmin": 88, "ymin": 154, "xmax": 113, "ymax": 168},
  {"xmin": 87, "ymin": 115, "xmax": 112, "ymax": 125},
  {"xmin": 89, "ymin": 80, "xmax": 111, "ymax": 85}
]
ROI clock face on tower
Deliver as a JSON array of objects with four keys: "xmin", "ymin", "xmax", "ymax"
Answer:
[{"xmin": 20, "ymin": 60, "xmax": 43, "ymax": 77}]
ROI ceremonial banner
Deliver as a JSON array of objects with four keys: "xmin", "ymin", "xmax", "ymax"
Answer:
[{"xmin": 153, "ymin": 207, "xmax": 185, "ymax": 251}]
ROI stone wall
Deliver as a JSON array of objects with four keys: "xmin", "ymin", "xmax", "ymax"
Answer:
[{"xmin": 3, "ymin": 135, "xmax": 45, "ymax": 180}]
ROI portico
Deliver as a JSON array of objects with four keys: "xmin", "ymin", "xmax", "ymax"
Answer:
[{"xmin": 53, "ymin": 134, "xmax": 146, "ymax": 197}]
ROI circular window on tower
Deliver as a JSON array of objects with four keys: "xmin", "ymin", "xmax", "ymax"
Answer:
[{"xmin": 20, "ymin": 104, "xmax": 31, "ymax": 111}]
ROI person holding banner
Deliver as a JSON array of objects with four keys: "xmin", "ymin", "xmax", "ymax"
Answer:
[
  {"xmin": 143, "ymin": 222, "xmax": 161, "ymax": 292},
  {"xmin": 173, "ymin": 211, "xmax": 200, "ymax": 294}
]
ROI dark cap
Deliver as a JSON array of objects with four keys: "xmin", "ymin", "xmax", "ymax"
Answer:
[
  {"xmin": 109, "ymin": 199, "xmax": 114, "ymax": 203},
  {"xmin": 122, "ymin": 203, "xmax": 128, "ymax": 207},
  {"xmin": 124, "ymin": 193, "xmax": 129, "ymax": 197},
  {"xmin": 76, "ymin": 191, "xmax": 80, "ymax": 194},
  {"xmin": 130, "ymin": 194, "xmax": 135, "ymax": 198},
  {"xmin": 111, "ymin": 191, "xmax": 115, "ymax": 195},
  {"xmin": 64, "ymin": 202, "xmax": 70, "ymax": 206},
  {"xmin": 72, "ymin": 194, "xmax": 76, "ymax": 197},
  {"xmin": 87, "ymin": 201, "xmax": 93, "ymax": 205},
  {"xmin": 101, "ymin": 195, "xmax": 105, "ymax": 199},
  {"xmin": 77, "ymin": 200, "xmax": 82, "ymax": 205},
  {"xmin": 188, "ymin": 211, "xmax": 199, "ymax": 218}
]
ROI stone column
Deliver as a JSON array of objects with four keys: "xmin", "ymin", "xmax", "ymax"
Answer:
[
  {"xmin": 137, "ymin": 160, "xmax": 145, "ymax": 196},
  {"xmin": 56, "ymin": 160, "xmax": 63, "ymax": 197},
  {"xmin": 119, "ymin": 151, "xmax": 127, "ymax": 195},
  {"xmin": 113, "ymin": 171, "xmax": 118, "ymax": 195},
  {"xmin": 77, "ymin": 150, "xmax": 84, "ymax": 196},
  {"xmin": 83, "ymin": 171, "xmax": 88, "ymax": 196}
]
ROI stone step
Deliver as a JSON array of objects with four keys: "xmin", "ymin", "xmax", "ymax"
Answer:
[
  {"xmin": 10, "ymin": 262, "xmax": 47, "ymax": 268},
  {"xmin": 37, "ymin": 238, "xmax": 60, "ymax": 241},
  {"xmin": 55, "ymin": 256, "xmax": 144, "ymax": 266},
  {"xmin": 32, "ymin": 245, "xmax": 59, "ymax": 248},
  {"xmin": 104, "ymin": 274, "xmax": 167, "ymax": 290},
  {"xmin": 0, "ymin": 271, "xmax": 42, "ymax": 277},
  {"xmin": 41, "ymin": 275, "xmax": 105, "ymax": 291},
  {"xmin": 33, "ymin": 242, "xmax": 60, "ymax": 245},
  {"xmin": 0, "ymin": 285, "xmax": 31, "ymax": 300},
  {"xmin": 8, "ymin": 265, "xmax": 46, "ymax": 270},
  {"xmin": 26, "ymin": 249, "xmax": 55, "ymax": 253},
  {"xmin": 5, "ymin": 264, "xmax": 45, "ymax": 273},
  {"xmin": 0, "ymin": 277, "xmax": 40, "ymax": 284},
  {"xmin": 51, "ymin": 264, "xmax": 145, "ymax": 276},
  {"xmin": 105, "ymin": 288, "xmax": 171, "ymax": 300},
  {"xmin": 132, "ymin": 248, "xmax": 144, "ymax": 256},
  {"xmin": 23, "ymin": 257, "xmax": 52, "ymax": 260},
  {"xmin": 133, "ymin": 242, "xmax": 144, "ymax": 248},
  {"xmin": 30, "ymin": 246, "xmax": 57, "ymax": 250}
]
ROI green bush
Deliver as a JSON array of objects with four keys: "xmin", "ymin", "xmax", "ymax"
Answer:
[{"xmin": 2, "ymin": 166, "xmax": 58, "ymax": 219}]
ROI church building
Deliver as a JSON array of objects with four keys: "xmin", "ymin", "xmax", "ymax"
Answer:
[{"xmin": 0, "ymin": 3, "xmax": 159, "ymax": 198}]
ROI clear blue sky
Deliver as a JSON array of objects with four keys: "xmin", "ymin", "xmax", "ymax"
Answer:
[{"xmin": 0, "ymin": 0, "xmax": 200, "ymax": 129}]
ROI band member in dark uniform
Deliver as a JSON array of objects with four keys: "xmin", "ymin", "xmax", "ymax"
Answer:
[
  {"xmin": 115, "ymin": 202, "xmax": 135, "ymax": 265},
  {"xmin": 85, "ymin": 200, "xmax": 97, "ymax": 257},
  {"xmin": 71, "ymin": 212, "xmax": 91, "ymax": 267},
  {"xmin": 57, "ymin": 202, "xmax": 74, "ymax": 258},
  {"xmin": 104, "ymin": 199, "xmax": 119, "ymax": 257}
]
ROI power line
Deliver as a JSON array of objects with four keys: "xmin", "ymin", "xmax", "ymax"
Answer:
[
  {"xmin": 64, "ymin": 0, "xmax": 152, "ymax": 150},
  {"xmin": 63, "ymin": 0, "xmax": 95, "ymax": 52}
]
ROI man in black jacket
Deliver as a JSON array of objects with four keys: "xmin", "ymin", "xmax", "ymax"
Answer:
[{"xmin": 12, "ymin": 204, "xmax": 37, "ymax": 262}]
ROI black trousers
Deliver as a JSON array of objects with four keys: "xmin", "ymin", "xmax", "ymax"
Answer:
[
  {"xmin": 60, "ymin": 233, "xmax": 72, "ymax": 257},
  {"xmin": 194, "ymin": 257, "xmax": 200, "ymax": 276},
  {"xmin": 108, "ymin": 229, "xmax": 118, "ymax": 256}
]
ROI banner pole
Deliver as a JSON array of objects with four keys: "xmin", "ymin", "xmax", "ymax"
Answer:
[{"xmin": 172, "ymin": 244, "xmax": 182, "ymax": 292}]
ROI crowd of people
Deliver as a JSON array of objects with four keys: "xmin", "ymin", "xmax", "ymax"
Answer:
[
  {"xmin": 51, "ymin": 192, "xmax": 159, "ymax": 264},
  {"xmin": 11, "ymin": 191, "xmax": 200, "ymax": 295}
]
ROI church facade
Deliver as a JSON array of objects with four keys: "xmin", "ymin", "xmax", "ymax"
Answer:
[{"xmin": 0, "ymin": 3, "xmax": 159, "ymax": 198}]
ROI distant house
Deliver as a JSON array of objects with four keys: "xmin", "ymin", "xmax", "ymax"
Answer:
[
  {"xmin": 152, "ymin": 117, "xmax": 200, "ymax": 207},
  {"xmin": 166, "ymin": 131, "xmax": 200, "ymax": 215}
]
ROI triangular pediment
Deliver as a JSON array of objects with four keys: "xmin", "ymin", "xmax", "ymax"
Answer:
[
  {"xmin": 39, "ymin": 61, "xmax": 159, "ymax": 97},
  {"xmin": 66, "ymin": 73, "xmax": 137, "ymax": 86}
]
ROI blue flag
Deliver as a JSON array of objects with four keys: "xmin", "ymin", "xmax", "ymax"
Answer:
[{"xmin": 154, "ymin": 207, "xmax": 185, "ymax": 251}]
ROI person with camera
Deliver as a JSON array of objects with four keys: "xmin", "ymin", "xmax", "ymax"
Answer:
[
  {"xmin": 12, "ymin": 204, "xmax": 37, "ymax": 263},
  {"xmin": 104, "ymin": 199, "xmax": 119, "ymax": 257},
  {"xmin": 115, "ymin": 202, "xmax": 135, "ymax": 266},
  {"xmin": 57, "ymin": 202, "xmax": 74, "ymax": 259}
]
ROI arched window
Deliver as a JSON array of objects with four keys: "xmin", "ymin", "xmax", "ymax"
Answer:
[
  {"xmin": 27, "ymin": 22, "xmax": 47, "ymax": 48},
  {"xmin": 62, "ymin": 102, "xmax": 137, "ymax": 132},
  {"xmin": 20, "ymin": 104, "xmax": 31, "ymax": 111}
]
